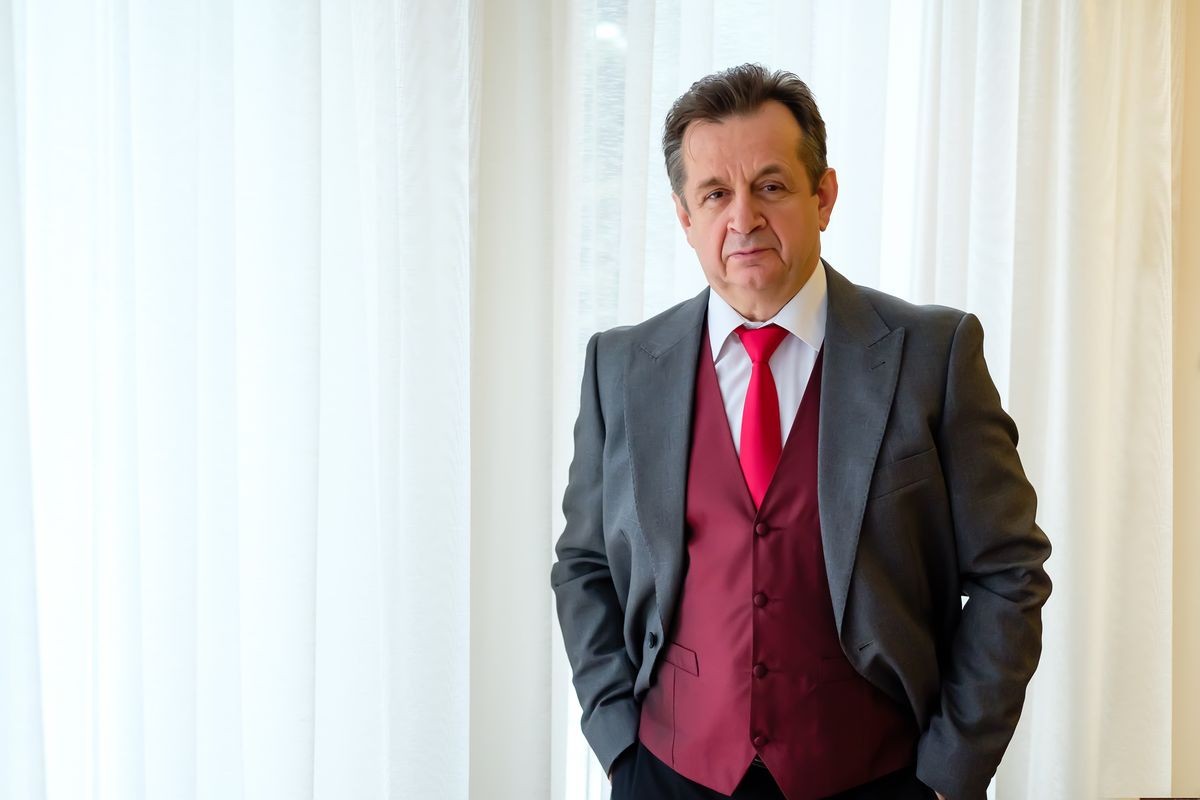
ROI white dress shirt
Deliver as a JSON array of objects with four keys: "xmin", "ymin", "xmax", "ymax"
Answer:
[{"xmin": 706, "ymin": 260, "xmax": 828, "ymax": 455}]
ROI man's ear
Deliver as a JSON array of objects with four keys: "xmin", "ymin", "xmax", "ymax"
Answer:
[
  {"xmin": 816, "ymin": 168, "xmax": 839, "ymax": 232},
  {"xmin": 672, "ymin": 193, "xmax": 693, "ymax": 236}
]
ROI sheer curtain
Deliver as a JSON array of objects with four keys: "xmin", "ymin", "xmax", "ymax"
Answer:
[
  {"xmin": 2, "ymin": 1, "xmax": 1194, "ymax": 800},
  {"xmin": 1, "ymin": 1, "xmax": 477, "ymax": 798},
  {"xmin": 549, "ymin": 2, "xmax": 1189, "ymax": 799}
]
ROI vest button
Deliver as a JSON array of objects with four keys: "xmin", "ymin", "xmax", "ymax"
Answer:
[
  {"xmin": 753, "ymin": 592, "xmax": 768, "ymax": 607},
  {"xmin": 753, "ymin": 735, "xmax": 768, "ymax": 748},
  {"xmin": 753, "ymin": 663, "xmax": 768, "ymax": 678},
  {"xmin": 754, "ymin": 522, "xmax": 769, "ymax": 536},
  {"xmin": 648, "ymin": 632, "xmax": 658, "ymax": 648}
]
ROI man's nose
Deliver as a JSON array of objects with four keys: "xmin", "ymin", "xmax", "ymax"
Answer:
[{"xmin": 727, "ymin": 192, "xmax": 764, "ymax": 234}]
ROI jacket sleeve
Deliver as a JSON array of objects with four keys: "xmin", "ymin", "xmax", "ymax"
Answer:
[
  {"xmin": 550, "ymin": 331, "xmax": 640, "ymax": 774},
  {"xmin": 915, "ymin": 313, "xmax": 1053, "ymax": 800}
]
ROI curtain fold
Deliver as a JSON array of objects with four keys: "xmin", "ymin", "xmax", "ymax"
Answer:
[
  {"xmin": 3, "ymin": 1, "xmax": 478, "ymax": 798},
  {"xmin": 1, "ymin": 0, "xmax": 47, "ymax": 798}
]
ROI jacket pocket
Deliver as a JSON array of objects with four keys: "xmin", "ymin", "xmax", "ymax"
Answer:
[{"xmin": 868, "ymin": 446, "xmax": 940, "ymax": 499}]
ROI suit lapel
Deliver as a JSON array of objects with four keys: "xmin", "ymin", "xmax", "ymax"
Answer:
[
  {"xmin": 818, "ymin": 262, "xmax": 905, "ymax": 634},
  {"xmin": 625, "ymin": 287, "xmax": 708, "ymax": 627}
]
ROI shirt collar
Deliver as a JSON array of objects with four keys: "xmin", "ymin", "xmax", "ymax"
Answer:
[{"xmin": 706, "ymin": 259, "xmax": 828, "ymax": 361}]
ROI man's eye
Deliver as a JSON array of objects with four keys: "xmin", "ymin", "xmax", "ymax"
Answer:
[
  {"xmin": 762, "ymin": 183, "xmax": 783, "ymax": 192},
  {"xmin": 704, "ymin": 190, "xmax": 726, "ymax": 202}
]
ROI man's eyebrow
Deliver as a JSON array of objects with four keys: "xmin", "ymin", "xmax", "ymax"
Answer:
[{"xmin": 692, "ymin": 164, "xmax": 792, "ymax": 194}]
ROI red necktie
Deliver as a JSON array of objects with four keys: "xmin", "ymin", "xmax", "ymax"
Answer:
[{"xmin": 736, "ymin": 324, "xmax": 790, "ymax": 508}]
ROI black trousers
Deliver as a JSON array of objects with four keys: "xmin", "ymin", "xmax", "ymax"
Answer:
[{"xmin": 610, "ymin": 740, "xmax": 936, "ymax": 800}]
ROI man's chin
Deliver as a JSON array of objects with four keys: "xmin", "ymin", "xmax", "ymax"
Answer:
[{"xmin": 727, "ymin": 272, "xmax": 786, "ymax": 294}]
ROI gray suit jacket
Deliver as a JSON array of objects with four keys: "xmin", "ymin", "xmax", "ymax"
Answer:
[{"xmin": 550, "ymin": 260, "xmax": 1052, "ymax": 800}]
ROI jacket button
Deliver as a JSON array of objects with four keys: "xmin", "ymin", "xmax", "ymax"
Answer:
[
  {"xmin": 753, "ymin": 735, "xmax": 767, "ymax": 748},
  {"xmin": 648, "ymin": 632, "xmax": 658, "ymax": 648},
  {"xmin": 753, "ymin": 592, "xmax": 768, "ymax": 607},
  {"xmin": 753, "ymin": 663, "xmax": 768, "ymax": 678},
  {"xmin": 754, "ymin": 522, "xmax": 769, "ymax": 536}
]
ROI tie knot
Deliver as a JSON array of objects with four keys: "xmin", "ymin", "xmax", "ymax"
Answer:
[{"xmin": 736, "ymin": 324, "xmax": 789, "ymax": 364}]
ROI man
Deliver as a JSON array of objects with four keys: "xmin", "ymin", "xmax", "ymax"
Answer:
[{"xmin": 550, "ymin": 64, "xmax": 1051, "ymax": 800}]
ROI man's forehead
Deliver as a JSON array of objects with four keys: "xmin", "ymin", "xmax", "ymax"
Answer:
[{"xmin": 681, "ymin": 109, "xmax": 805, "ymax": 181}]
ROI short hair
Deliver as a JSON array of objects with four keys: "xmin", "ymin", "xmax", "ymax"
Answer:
[{"xmin": 662, "ymin": 63, "xmax": 828, "ymax": 204}]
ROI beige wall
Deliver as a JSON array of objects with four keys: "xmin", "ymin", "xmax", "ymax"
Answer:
[{"xmin": 1175, "ymin": 0, "xmax": 1200, "ymax": 795}]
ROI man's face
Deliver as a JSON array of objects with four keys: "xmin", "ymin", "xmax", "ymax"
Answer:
[{"xmin": 673, "ymin": 100, "xmax": 838, "ymax": 320}]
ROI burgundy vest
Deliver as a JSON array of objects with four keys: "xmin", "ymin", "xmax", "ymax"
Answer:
[{"xmin": 637, "ymin": 330, "xmax": 916, "ymax": 800}]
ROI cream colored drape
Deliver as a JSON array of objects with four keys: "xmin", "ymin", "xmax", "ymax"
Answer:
[
  {"xmin": 1, "ymin": 1, "xmax": 478, "ymax": 798},
  {"xmin": 2, "ymin": 2, "xmax": 1196, "ymax": 800}
]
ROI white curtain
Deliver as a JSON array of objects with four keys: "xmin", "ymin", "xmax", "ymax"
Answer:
[
  {"xmin": 3, "ymin": 1, "xmax": 1193, "ymax": 800},
  {"xmin": 0, "ymin": 1, "xmax": 477, "ymax": 798},
  {"xmin": 549, "ymin": 2, "xmax": 1187, "ymax": 799}
]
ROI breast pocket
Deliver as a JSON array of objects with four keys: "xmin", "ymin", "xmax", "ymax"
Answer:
[{"xmin": 868, "ymin": 446, "xmax": 940, "ymax": 500}]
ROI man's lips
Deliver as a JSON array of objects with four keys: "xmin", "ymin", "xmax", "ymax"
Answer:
[{"xmin": 728, "ymin": 248, "xmax": 768, "ymax": 257}]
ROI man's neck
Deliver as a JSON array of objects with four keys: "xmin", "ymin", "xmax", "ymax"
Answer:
[{"xmin": 714, "ymin": 260, "xmax": 820, "ymax": 322}]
